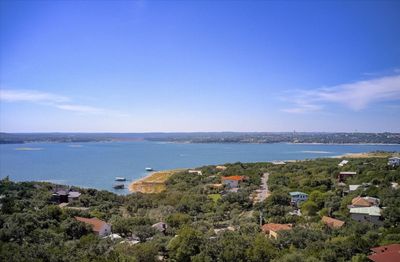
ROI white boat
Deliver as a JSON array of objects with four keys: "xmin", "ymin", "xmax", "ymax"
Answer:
[
  {"xmin": 145, "ymin": 167, "xmax": 153, "ymax": 171},
  {"xmin": 115, "ymin": 177, "xmax": 126, "ymax": 181}
]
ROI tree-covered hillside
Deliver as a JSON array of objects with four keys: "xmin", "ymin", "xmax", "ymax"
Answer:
[{"xmin": 0, "ymin": 156, "xmax": 399, "ymax": 261}]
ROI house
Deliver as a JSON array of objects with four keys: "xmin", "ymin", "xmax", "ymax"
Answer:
[
  {"xmin": 349, "ymin": 206, "xmax": 382, "ymax": 225},
  {"xmin": 289, "ymin": 191, "xmax": 308, "ymax": 205},
  {"xmin": 349, "ymin": 185, "xmax": 361, "ymax": 192},
  {"xmin": 53, "ymin": 190, "xmax": 69, "ymax": 203},
  {"xmin": 221, "ymin": 176, "xmax": 246, "ymax": 189},
  {"xmin": 351, "ymin": 196, "xmax": 380, "ymax": 208},
  {"xmin": 188, "ymin": 170, "xmax": 202, "ymax": 175},
  {"xmin": 338, "ymin": 171, "xmax": 357, "ymax": 182},
  {"xmin": 75, "ymin": 216, "xmax": 111, "ymax": 237},
  {"xmin": 368, "ymin": 244, "xmax": 400, "ymax": 262},
  {"xmin": 52, "ymin": 189, "xmax": 81, "ymax": 203},
  {"xmin": 261, "ymin": 223, "xmax": 293, "ymax": 239},
  {"xmin": 216, "ymin": 165, "xmax": 227, "ymax": 171},
  {"xmin": 321, "ymin": 216, "xmax": 345, "ymax": 229},
  {"xmin": 388, "ymin": 157, "xmax": 400, "ymax": 167},
  {"xmin": 152, "ymin": 222, "xmax": 168, "ymax": 233},
  {"xmin": 68, "ymin": 191, "xmax": 81, "ymax": 202},
  {"xmin": 338, "ymin": 160, "xmax": 349, "ymax": 167}
]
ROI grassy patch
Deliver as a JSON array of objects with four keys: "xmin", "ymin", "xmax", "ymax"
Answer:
[{"xmin": 208, "ymin": 193, "xmax": 221, "ymax": 204}]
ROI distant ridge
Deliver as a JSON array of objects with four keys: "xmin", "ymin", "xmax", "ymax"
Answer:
[{"xmin": 1, "ymin": 132, "xmax": 399, "ymax": 144}]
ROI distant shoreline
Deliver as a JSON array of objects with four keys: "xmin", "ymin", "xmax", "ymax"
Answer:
[{"xmin": 2, "ymin": 140, "xmax": 400, "ymax": 146}]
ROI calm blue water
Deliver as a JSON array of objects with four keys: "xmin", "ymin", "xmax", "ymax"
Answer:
[{"xmin": 1, "ymin": 141, "xmax": 400, "ymax": 194}]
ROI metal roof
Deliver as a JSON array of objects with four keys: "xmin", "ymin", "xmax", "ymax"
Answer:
[{"xmin": 349, "ymin": 206, "xmax": 381, "ymax": 216}]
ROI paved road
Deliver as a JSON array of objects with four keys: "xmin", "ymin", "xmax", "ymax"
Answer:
[{"xmin": 254, "ymin": 172, "xmax": 270, "ymax": 203}]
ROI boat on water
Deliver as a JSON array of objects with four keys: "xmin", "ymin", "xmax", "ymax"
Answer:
[
  {"xmin": 113, "ymin": 183, "xmax": 125, "ymax": 189},
  {"xmin": 115, "ymin": 177, "xmax": 126, "ymax": 181},
  {"xmin": 145, "ymin": 167, "xmax": 153, "ymax": 171}
]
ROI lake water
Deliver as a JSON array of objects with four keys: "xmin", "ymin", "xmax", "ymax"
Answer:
[{"xmin": 1, "ymin": 141, "xmax": 400, "ymax": 194}]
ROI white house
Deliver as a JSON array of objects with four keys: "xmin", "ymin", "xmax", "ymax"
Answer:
[
  {"xmin": 289, "ymin": 192, "xmax": 308, "ymax": 205},
  {"xmin": 75, "ymin": 216, "xmax": 111, "ymax": 237},
  {"xmin": 338, "ymin": 160, "xmax": 349, "ymax": 167},
  {"xmin": 388, "ymin": 157, "xmax": 400, "ymax": 167},
  {"xmin": 188, "ymin": 170, "xmax": 203, "ymax": 175}
]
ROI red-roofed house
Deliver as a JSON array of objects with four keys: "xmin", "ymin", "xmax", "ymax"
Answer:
[
  {"xmin": 221, "ymin": 176, "xmax": 247, "ymax": 189},
  {"xmin": 368, "ymin": 244, "xmax": 400, "ymax": 262},
  {"xmin": 75, "ymin": 216, "xmax": 111, "ymax": 237},
  {"xmin": 321, "ymin": 216, "xmax": 345, "ymax": 229},
  {"xmin": 261, "ymin": 223, "xmax": 293, "ymax": 239}
]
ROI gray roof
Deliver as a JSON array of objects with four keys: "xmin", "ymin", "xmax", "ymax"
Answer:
[
  {"xmin": 289, "ymin": 191, "xmax": 308, "ymax": 196},
  {"xmin": 350, "ymin": 206, "xmax": 381, "ymax": 216},
  {"xmin": 68, "ymin": 191, "xmax": 81, "ymax": 198}
]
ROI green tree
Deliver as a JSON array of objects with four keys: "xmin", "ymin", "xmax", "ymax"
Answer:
[
  {"xmin": 246, "ymin": 234, "xmax": 277, "ymax": 262},
  {"xmin": 167, "ymin": 226, "xmax": 203, "ymax": 262}
]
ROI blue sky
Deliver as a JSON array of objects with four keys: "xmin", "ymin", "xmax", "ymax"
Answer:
[{"xmin": 1, "ymin": 1, "xmax": 400, "ymax": 132}]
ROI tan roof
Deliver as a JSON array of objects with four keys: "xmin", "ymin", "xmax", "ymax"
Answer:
[
  {"xmin": 261, "ymin": 223, "xmax": 292, "ymax": 233},
  {"xmin": 75, "ymin": 216, "xmax": 107, "ymax": 233},
  {"xmin": 351, "ymin": 196, "xmax": 372, "ymax": 207},
  {"xmin": 321, "ymin": 216, "xmax": 345, "ymax": 229}
]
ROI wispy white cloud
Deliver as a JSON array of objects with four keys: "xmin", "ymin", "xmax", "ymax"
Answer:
[
  {"xmin": 281, "ymin": 101, "xmax": 322, "ymax": 114},
  {"xmin": 55, "ymin": 104, "xmax": 104, "ymax": 114},
  {"xmin": 0, "ymin": 89, "xmax": 69, "ymax": 103},
  {"xmin": 0, "ymin": 89, "xmax": 129, "ymax": 117},
  {"xmin": 283, "ymin": 74, "xmax": 400, "ymax": 113}
]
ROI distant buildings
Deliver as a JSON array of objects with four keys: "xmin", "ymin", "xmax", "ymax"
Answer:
[
  {"xmin": 261, "ymin": 223, "xmax": 293, "ymax": 239},
  {"xmin": 289, "ymin": 191, "xmax": 308, "ymax": 206},
  {"xmin": 321, "ymin": 216, "xmax": 345, "ymax": 229},
  {"xmin": 338, "ymin": 171, "xmax": 357, "ymax": 182},
  {"xmin": 221, "ymin": 176, "xmax": 246, "ymax": 189},
  {"xmin": 388, "ymin": 157, "xmax": 400, "ymax": 167},
  {"xmin": 368, "ymin": 243, "xmax": 400, "ymax": 262},
  {"xmin": 75, "ymin": 217, "xmax": 111, "ymax": 237}
]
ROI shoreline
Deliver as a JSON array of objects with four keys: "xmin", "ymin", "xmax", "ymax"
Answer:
[
  {"xmin": 330, "ymin": 151, "xmax": 399, "ymax": 159},
  {"xmin": 128, "ymin": 169, "xmax": 186, "ymax": 193},
  {"xmin": 2, "ymin": 140, "xmax": 400, "ymax": 146}
]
